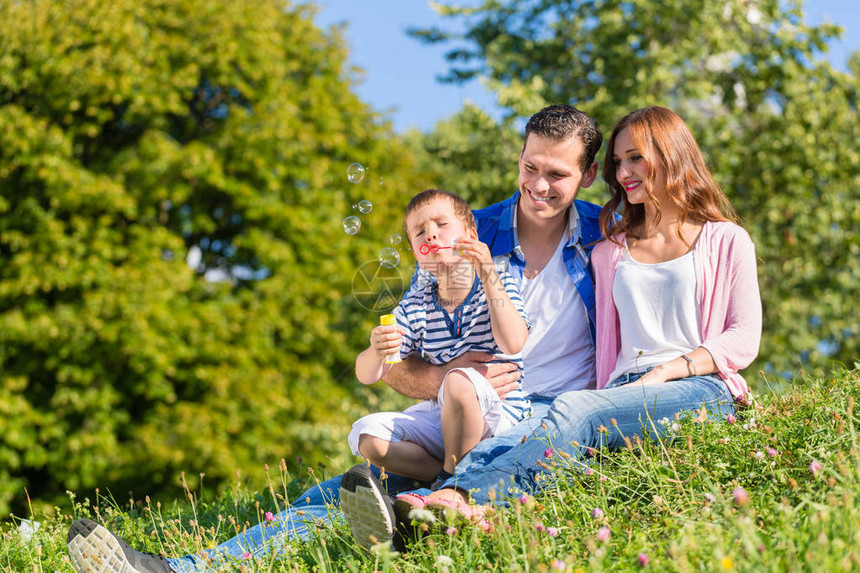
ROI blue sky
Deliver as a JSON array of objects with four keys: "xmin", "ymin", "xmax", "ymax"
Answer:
[{"xmin": 311, "ymin": 0, "xmax": 860, "ymax": 133}]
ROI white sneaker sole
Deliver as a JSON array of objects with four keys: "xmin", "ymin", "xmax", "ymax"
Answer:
[
  {"xmin": 340, "ymin": 469, "xmax": 394, "ymax": 550},
  {"xmin": 68, "ymin": 523, "xmax": 141, "ymax": 573}
]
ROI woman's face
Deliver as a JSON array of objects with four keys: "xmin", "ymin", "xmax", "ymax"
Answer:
[{"xmin": 612, "ymin": 127, "xmax": 667, "ymax": 206}]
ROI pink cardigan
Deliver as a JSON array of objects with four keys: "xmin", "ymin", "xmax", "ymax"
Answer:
[{"xmin": 591, "ymin": 221, "xmax": 762, "ymax": 399}]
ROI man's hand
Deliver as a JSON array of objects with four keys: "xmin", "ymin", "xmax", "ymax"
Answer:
[{"xmin": 445, "ymin": 351, "xmax": 522, "ymax": 399}]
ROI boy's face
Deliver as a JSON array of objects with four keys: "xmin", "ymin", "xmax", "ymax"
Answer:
[{"xmin": 405, "ymin": 198, "xmax": 476, "ymax": 270}]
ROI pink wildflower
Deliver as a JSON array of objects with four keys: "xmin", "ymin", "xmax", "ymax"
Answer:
[
  {"xmin": 519, "ymin": 493, "xmax": 531, "ymax": 505},
  {"xmin": 599, "ymin": 475, "xmax": 608, "ymax": 482},
  {"xmin": 535, "ymin": 522, "xmax": 546, "ymax": 533},
  {"xmin": 243, "ymin": 552, "xmax": 252, "ymax": 559},
  {"xmin": 726, "ymin": 413, "xmax": 736, "ymax": 424},
  {"xmin": 264, "ymin": 511, "xmax": 274, "ymax": 522},
  {"xmin": 551, "ymin": 559, "xmax": 566, "ymax": 570},
  {"xmin": 544, "ymin": 447, "xmax": 554, "ymax": 458},
  {"xmin": 638, "ymin": 552, "xmax": 650, "ymax": 567},
  {"xmin": 596, "ymin": 526, "xmax": 611, "ymax": 542},
  {"xmin": 547, "ymin": 526, "xmax": 559, "ymax": 537},
  {"xmin": 767, "ymin": 447, "xmax": 778, "ymax": 457},
  {"xmin": 592, "ymin": 507, "xmax": 604, "ymax": 520},
  {"xmin": 584, "ymin": 467, "xmax": 594, "ymax": 476},
  {"xmin": 445, "ymin": 526, "xmax": 458, "ymax": 536},
  {"xmin": 809, "ymin": 460, "xmax": 822, "ymax": 475},
  {"xmin": 732, "ymin": 487, "xmax": 750, "ymax": 507}
]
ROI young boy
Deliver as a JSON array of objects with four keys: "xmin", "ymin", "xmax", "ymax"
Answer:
[{"xmin": 351, "ymin": 189, "xmax": 531, "ymax": 487}]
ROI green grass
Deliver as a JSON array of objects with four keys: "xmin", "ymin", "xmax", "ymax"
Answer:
[{"xmin": 3, "ymin": 366, "xmax": 860, "ymax": 572}]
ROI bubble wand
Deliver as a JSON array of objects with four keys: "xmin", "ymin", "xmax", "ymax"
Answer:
[{"xmin": 418, "ymin": 244, "xmax": 453, "ymax": 255}]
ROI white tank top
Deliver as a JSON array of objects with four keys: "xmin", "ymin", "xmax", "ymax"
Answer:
[{"xmin": 608, "ymin": 246, "xmax": 701, "ymax": 382}]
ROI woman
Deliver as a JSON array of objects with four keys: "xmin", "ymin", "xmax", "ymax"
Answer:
[
  {"xmin": 593, "ymin": 105, "xmax": 761, "ymax": 396},
  {"xmin": 398, "ymin": 105, "xmax": 762, "ymax": 515}
]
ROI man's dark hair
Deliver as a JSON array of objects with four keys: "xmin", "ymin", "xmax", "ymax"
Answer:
[{"xmin": 524, "ymin": 104, "xmax": 603, "ymax": 172}]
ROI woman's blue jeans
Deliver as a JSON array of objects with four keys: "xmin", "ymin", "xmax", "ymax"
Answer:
[
  {"xmin": 168, "ymin": 375, "xmax": 733, "ymax": 570},
  {"xmin": 437, "ymin": 372, "xmax": 734, "ymax": 503}
]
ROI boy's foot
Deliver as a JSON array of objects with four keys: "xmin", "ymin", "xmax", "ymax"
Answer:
[
  {"xmin": 67, "ymin": 518, "xmax": 175, "ymax": 573},
  {"xmin": 339, "ymin": 464, "xmax": 397, "ymax": 551}
]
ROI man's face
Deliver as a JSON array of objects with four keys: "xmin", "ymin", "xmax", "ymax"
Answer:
[{"xmin": 517, "ymin": 134, "xmax": 598, "ymax": 224}]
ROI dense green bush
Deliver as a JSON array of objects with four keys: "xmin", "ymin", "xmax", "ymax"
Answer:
[{"xmin": 0, "ymin": 0, "xmax": 419, "ymax": 514}]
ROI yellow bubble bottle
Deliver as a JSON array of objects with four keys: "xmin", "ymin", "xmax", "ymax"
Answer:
[{"xmin": 379, "ymin": 314, "xmax": 401, "ymax": 364}]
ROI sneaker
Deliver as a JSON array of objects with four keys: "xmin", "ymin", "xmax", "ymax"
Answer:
[
  {"xmin": 339, "ymin": 464, "xmax": 397, "ymax": 551},
  {"xmin": 67, "ymin": 518, "xmax": 175, "ymax": 573}
]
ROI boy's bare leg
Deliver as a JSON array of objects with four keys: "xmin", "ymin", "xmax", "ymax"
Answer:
[
  {"xmin": 358, "ymin": 435, "xmax": 442, "ymax": 482},
  {"xmin": 440, "ymin": 370, "xmax": 486, "ymax": 474}
]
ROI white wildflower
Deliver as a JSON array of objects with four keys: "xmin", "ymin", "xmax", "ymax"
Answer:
[{"xmin": 408, "ymin": 508, "xmax": 436, "ymax": 523}]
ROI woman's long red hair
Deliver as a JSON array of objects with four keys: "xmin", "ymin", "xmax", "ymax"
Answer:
[{"xmin": 599, "ymin": 106, "xmax": 739, "ymax": 244}]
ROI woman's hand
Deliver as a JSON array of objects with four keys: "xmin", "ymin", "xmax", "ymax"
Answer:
[
  {"xmin": 630, "ymin": 349, "xmax": 717, "ymax": 385},
  {"xmin": 630, "ymin": 368, "xmax": 670, "ymax": 386}
]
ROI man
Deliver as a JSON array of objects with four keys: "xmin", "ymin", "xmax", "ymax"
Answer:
[{"xmin": 66, "ymin": 104, "xmax": 604, "ymax": 572}]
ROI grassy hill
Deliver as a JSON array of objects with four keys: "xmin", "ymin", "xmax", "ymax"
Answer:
[{"xmin": 3, "ymin": 365, "xmax": 858, "ymax": 572}]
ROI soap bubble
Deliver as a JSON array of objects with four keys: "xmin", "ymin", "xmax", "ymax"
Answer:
[
  {"xmin": 343, "ymin": 216, "xmax": 361, "ymax": 235},
  {"xmin": 389, "ymin": 233, "xmax": 402, "ymax": 245},
  {"xmin": 378, "ymin": 247, "xmax": 400, "ymax": 268},
  {"xmin": 347, "ymin": 163, "xmax": 365, "ymax": 184},
  {"xmin": 356, "ymin": 199, "xmax": 373, "ymax": 214}
]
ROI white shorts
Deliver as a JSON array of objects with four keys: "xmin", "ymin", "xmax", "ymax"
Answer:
[{"xmin": 347, "ymin": 367, "xmax": 519, "ymax": 459}]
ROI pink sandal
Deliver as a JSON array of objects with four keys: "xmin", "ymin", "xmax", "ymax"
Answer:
[{"xmin": 394, "ymin": 492, "xmax": 479, "ymax": 521}]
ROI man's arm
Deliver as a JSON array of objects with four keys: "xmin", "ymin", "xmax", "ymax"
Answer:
[{"xmin": 381, "ymin": 351, "xmax": 523, "ymax": 400}]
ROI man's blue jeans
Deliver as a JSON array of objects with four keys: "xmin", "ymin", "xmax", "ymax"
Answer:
[
  {"xmin": 168, "ymin": 377, "xmax": 732, "ymax": 570},
  {"xmin": 165, "ymin": 465, "xmax": 426, "ymax": 571}
]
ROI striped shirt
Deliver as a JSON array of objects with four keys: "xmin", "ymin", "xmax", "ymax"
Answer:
[{"xmin": 394, "ymin": 269, "xmax": 531, "ymax": 422}]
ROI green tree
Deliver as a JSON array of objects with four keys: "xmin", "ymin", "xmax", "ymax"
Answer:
[
  {"xmin": 404, "ymin": 102, "xmax": 521, "ymax": 208},
  {"xmin": 0, "ymin": 0, "xmax": 418, "ymax": 513},
  {"xmin": 412, "ymin": 0, "xmax": 860, "ymax": 378}
]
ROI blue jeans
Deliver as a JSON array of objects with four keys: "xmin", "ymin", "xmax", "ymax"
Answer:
[{"xmin": 437, "ymin": 372, "xmax": 734, "ymax": 503}]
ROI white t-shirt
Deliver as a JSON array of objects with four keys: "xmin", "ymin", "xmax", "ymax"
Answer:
[
  {"xmin": 517, "ymin": 235, "xmax": 595, "ymax": 396},
  {"xmin": 608, "ymin": 247, "xmax": 701, "ymax": 382}
]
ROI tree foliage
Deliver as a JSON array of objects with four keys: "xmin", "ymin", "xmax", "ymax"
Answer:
[
  {"xmin": 403, "ymin": 102, "xmax": 521, "ymax": 208},
  {"xmin": 0, "ymin": 0, "xmax": 418, "ymax": 513},
  {"xmin": 411, "ymin": 0, "xmax": 860, "ymax": 377}
]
